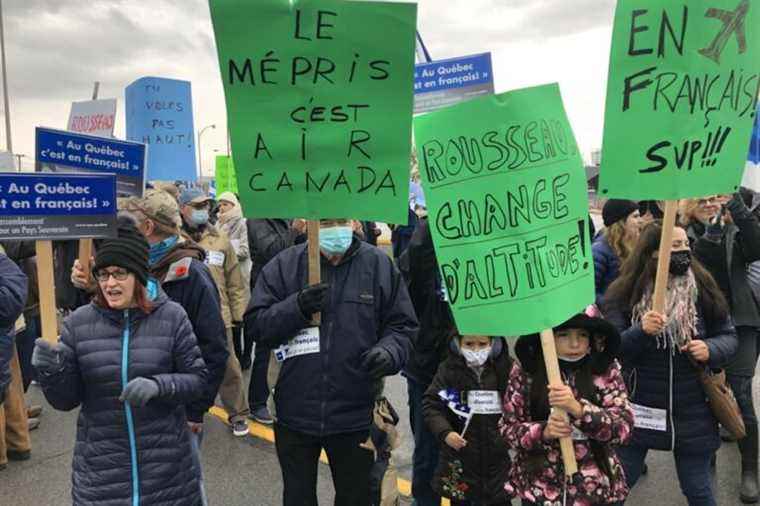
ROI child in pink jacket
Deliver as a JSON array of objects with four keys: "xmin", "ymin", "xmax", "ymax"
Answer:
[{"xmin": 500, "ymin": 306, "xmax": 633, "ymax": 506}]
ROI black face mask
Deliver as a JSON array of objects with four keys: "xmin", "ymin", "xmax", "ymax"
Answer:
[{"xmin": 669, "ymin": 250, "xmax": 691, "ymax": 276}]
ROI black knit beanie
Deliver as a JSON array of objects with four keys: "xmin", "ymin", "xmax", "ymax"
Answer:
[
  {"xmin": 92, "ymin": 224, "xmax": 150, "ymax": 286},
  {"xmin": 602, "ymin": 199, "xmax": 639, "ymax": 227}
]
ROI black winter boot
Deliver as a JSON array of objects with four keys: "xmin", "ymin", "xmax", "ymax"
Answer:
[{"xmin": 739, "ymin": 424, "xmax": 759, "ymax": 504}]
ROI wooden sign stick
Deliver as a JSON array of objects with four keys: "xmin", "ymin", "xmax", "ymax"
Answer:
[
  {"xmin": 76, "ymin": 82, "xmax": 101, "ymax": 284},
  {"xmin": 540, "ymin": 328, "xmax": 578, "ymax": 476},
  {"xmin": 652, "ymin": 200, "xmax": 679, "ymax": 314},
  {"xmin": 78, "ymin": 239, "xmax": 93, "ymax": 285},
  {"xmin": 36, "ymin": 240, "xmax": 59, "ymax": 343},
  {"xmin": 307, "ymin": 220, "xmax": 321, "ymax": 325}
]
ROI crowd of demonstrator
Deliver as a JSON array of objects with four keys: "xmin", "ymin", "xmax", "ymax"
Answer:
[{"xmin": 2, "ymin": 181, "xmax": 760, "ymax": 506}]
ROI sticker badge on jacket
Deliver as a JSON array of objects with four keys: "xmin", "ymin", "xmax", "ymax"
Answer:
[
  {"xmin": 631, "ymin": 402, "xmax": 667, "ymax": 432},
  {"xmin": 274, "ymin": 327, "xmax": 320, "ymax": 362},
  {"xmin": 467, "ymin": 390, "xmax": 501, "ymax": 415},
  {"xmin": 206, "ymin": 250, "xmax": 225, "ymax": 267}
]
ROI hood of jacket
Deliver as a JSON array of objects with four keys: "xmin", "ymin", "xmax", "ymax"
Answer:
[
  {"xmin": 515, "ymin": 311, "xmax": 621, "ymax": 375},
  {"xmin": 150, "ymin": 240, "xmax": 206, "ymax": 282},
  {"xmin": 448, "ymin": 335, "xmax": 507, "ymax": 364}
]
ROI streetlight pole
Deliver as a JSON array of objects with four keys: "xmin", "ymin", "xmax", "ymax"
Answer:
[
  {"xmin": 15, "ymin": 152, "xmax": 23, "ymax": 170},
  {"xmin": 0, "ymin": 0, "xmax": 13, "ymax": 161},
  {"xmin": 197, "ymin": 124, "xmax": 216, "ymax": 181}
]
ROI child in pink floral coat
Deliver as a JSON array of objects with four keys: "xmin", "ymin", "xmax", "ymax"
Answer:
[{"xmin": 500, "ymin": 306, "xmax": 634, "ymax": 506}]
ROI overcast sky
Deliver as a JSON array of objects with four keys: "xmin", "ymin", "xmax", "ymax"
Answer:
[{"xmin": 2, "ymin": 0, "xmax": 616, "ymax": 174}]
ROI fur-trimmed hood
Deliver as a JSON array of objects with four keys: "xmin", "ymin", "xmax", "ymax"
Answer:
[{"xmin": 515, "ymin": 306, "xmax": 621, "ymax": 375}]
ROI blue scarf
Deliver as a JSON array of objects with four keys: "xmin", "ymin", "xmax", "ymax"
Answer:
[
  {"xmin": 146, "ymin": 278, "xmax": 159, "ymax": 301},
  {"xmin": 148, "ymin": 235, "xmax": 178, "ymax": 266}
]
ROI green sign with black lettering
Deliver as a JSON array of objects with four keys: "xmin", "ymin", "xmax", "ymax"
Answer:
[
  {"xmin": 414, "ymin": 84, "xmax": 594, "ymax": 336},
  {"xmin": 600, "ymin": 0, "xmax": 760, "ymax": 199},
  {"xmin": 215, "ymin": 155, "xmax": 238, "ymax": 195},
  {"xmin": 209, "ymin": 0, "xmax": 417, "ymax": 223}
]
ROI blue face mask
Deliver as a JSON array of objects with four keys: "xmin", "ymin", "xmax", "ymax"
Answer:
[
  {"xmin": 148, "ymin": 235, "xmax": 179, "ymax": 266},
  {"xmin": 319, "ymin": 226, "xmax": 353, "ymax": 256},
  {"xmin": 189, "ymin": 209, "xmax": 209, "ymax": 227}
]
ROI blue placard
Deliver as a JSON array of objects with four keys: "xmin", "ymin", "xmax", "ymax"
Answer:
[
  {"xmin": 413, "ymin": 53, "xmax": 495, "ymax": 114},
  {"xmin": 414, "ymin": 53, "xmax": 493, "ymax": 93},
  {"xmin": 36, "ymin": 127, "xmax": 146, "ymax": 198},
  {"xmin": 125, "ymin": 77, "xmax": 197, "ymax": 182},
  {"xmin": 0, "ymin": 172, "xmax": 117, "ymax": 240}
]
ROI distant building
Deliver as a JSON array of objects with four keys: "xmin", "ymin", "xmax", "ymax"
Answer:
[
  {"xmin": 591, "ymin": 149, "xmax": 601, "ymax": 166},
  {"xmin": 585, "ymin": 165, "xmax": 602, "ymax": 211}
]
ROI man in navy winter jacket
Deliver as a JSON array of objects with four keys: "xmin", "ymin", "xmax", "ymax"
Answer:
[
  {"xmin": 246, "ymin": 218, "xmax": 418, "ymax": 506},
  {"xmin": 0, "ymin": 250, "xmax": 27, "ymax": 405}
]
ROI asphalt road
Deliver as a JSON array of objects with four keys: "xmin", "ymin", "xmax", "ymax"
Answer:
[{"xmin": 3, "ymin": 367, "xmax": 755, "ymax": 505}]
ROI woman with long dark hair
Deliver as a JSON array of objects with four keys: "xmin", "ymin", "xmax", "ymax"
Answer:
[
  {"xmin": 500, "ymin": 306, "xmax": 633, "ymax": 505},
  {"xmin": 604, "ymin": 222, "xmax": 738, "ymax": 506},
  {"xmin": 32, "ymin": 225, "xmax": 208, "ymax": 505}
]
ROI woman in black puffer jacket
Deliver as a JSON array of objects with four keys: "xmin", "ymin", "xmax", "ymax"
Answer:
[
  {"xmin": 604, "ymin": 222, "xmax": 737, "ymax": 506},
  {"xmin": 33, "ymin": 225, "xmax": 208, "ymax": 506}
]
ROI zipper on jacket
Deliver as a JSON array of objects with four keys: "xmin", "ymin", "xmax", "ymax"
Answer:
[
  {"xmin": 320, "ymin": 320, "xmax": 334, "ymax": 436},
  {"xmin": 668, "ymin": 351, "xmax": 675, "ymax": 451},
  {"xmin": 319, "ymin": 269, "xmax": 335, "ymax": 436},
  {"xmin": 121, "ymin": 310, "xmax": 140, "ymax": 506}
]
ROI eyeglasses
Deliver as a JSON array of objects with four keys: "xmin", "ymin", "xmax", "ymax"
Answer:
[
  {"xmin": 95, "ymin": 269, "xmax": 130, "ymax": 282},
  {"xmin": 697, "ymin": 197, "xmax": 718, "ymax": 207}
]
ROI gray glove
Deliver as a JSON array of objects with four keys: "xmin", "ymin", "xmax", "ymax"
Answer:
[
  {"xmin": 704, "ymin": 209, "xmax": 725, "ymax": 242},
  {"xmin": 119, "ymin": 377, "xmax": 160, "ymax": 407},
  {"xmin": 31, "ymin": 338, "xmax": 66, "ymax": 374}
]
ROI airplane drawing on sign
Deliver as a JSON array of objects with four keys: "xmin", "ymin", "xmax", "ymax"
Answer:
[{"xmin": 699, "ymin": 0, "xmax": 749, "ymax": 63}]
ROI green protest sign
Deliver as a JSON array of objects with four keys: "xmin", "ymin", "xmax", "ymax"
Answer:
[
  {"xmin": 414, "ymin": 84, "xmax": 594, "ymax": 337},
  {"xmin": 600, "ymin": 0, "xmax": 760, "ymax": 200},
  {"xmin": 208, "ymin": 0, "xmax": 417, "ymax": 223},
  {"xmin": 215, "ymin": 155, "xmax": 238, "ymax": 195}
]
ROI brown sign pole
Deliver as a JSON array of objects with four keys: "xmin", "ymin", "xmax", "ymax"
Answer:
[
  {"xmin": 540, "ymin": 328, "xmax": 579, "ymax": 476},
  {"xmin": 652, "ymin": 201, "xmax": 679, "ymax": 314},
  {"xmin": 36, "ymin": 240, "xmax": 59, "ymax": 343},
  {"xmin": 307, "ymin": 221, "xmax": 321, "ymax": 325}
]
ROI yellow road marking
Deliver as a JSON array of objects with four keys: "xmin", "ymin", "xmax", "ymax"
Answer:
[{"xmin": 208, "ymin": 405, "xmax": 456, "ymax": 503}]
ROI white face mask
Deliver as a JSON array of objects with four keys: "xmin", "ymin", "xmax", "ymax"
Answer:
[
  {"xmin": 462, "ymin": 347, "xmax": 491, "ymax": 367},
  {"xmin": 557, "ymin": 352, "xmax": 589, "ymax": 363}
]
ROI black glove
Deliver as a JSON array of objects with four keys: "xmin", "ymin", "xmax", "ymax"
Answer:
[
  {"xmin": 361, "ymin": 346, "xmax": 394, "ymax": 381},
  {"xmin": 119, "ymin": 377, "xmax": 160, "ymax": 407},
  {"xmin": 232, "ymin": 321, "xmax": 243, "ymax": 342},
  {"xmin": 297, "ymin": 283, "xmax": 329, "ymax": 318},
  {"xmin": 726, "ymin": 192, "xmax": 752, "ymax": 220}
]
